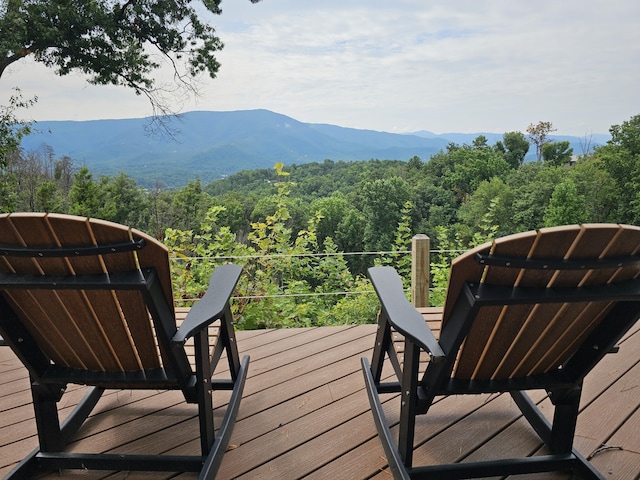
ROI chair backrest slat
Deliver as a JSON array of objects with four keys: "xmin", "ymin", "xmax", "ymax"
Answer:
[
  {"xmin": 1, "ymin": 213, "xmax": 111, "ymax": 370},
  {"xmin": 452, "ymin": 230, "xmax": 540, "ymax": 379},
  {"xmin": 76, "ymin": 217, "xmax": 163, "ymax": 370},
  {"xmin": 45, "ymin": 214, "xmax": 151, "ymax": 371},
  {"xmin": 489, "ymin": 226, "xmax": 606, "ymax": 379},
  {"xmin": 445, "ymin": 224, "xmax": 640, "ymax": 382},
  {"xmin": 476, "ymin": 226, "xmax": 583, "ymax": 379},
  {"xmin": 513, "ymin": 225, "xmax": 621, "ymax": 377}
]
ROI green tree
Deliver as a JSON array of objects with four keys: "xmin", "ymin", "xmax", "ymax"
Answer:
[
  {"xmin": 242, "ymin": 164, "xmax": 322, "ymax": 328},
  {"xmin": 361, "ymin": 176, "xmax": 412, "ymax": 252},
  {"xmin": 379, "ymin": 200, "xmax": 414, "ymax": 280},
  {"xmin": 429, "ymin": 209, "xmax": 498, "ymax": 307},
  {"xmin": 596, "ymin": 114, "xmax": 640, "ymax": 223},
  {"xmin": 53, "ymin": 155, "xmax": 73, "ymax": 211},
  {"xmin": 0, "ymin": 152, "xmax": 17, "ymax": 211},
  {"xmin": 422, "ymin": 143, "xmax": 461, "ymax": 189},
  {"xmin": 213, "ymin": 191, "xmax": 254, "ymax": 236},
  {"xmin": 148, "ymin": 182, "xmax": 174, "ymax": 238},
  {"xmin": 310, "ymin": 193, "xmax": 349, "ymax": 249},
  {"xmin": 1, "ymin": 88, "xmax": 35, "ymax": 210},
  {"xmin": 407, "ymin": 155, "xmax": 423, "ymax": 172},
  {"xmin": 412, "ymin": 183, "xmax": 457, "ymax": 239},
  {"xmin": 329, "ymin": 276, "xmax": 379, "ymax": 325},
  {"xmin": 505, "ymin": 162, "xmax": 563, "ymax": 231},
  {"xmin": 458, "ymin": 177, "xmax": 514, "ymax": 238},
  {"xmin": 250, "ymin": 194, "xmax": 308, "ymax": 242},
  {"xmin": 608, "ymin": 114, "xmax": 640, "ymax": 155},
  {"xmin": 472, "ymin": 135, "xmax": 489, "ymax": 148},
  {"xmin": 35, "ymin": 179, "xmax": 62, "ymax": 212},
  {"xmin": 1, "ymin": 0, "xmax": 260, "ymax": 116},
  {"xmin": 542, "ymin": 141, "xmax": 573, "ymax": 166},
  {"xmin": 527, "ymin": 121, "xmax": 556, "ymax": 161},
  {"xmin": 164, "ymin": 204, "xmax": 255, "ymax": 313},
  {"xmin": 571, "ymin": 157, "xmax": 617, "ymax": 222},
  {"xmin": 100, "ymin": 172, "xmax": 149, "ymax": 226},
  {"xmin": 500, "ymin": 131, "xmax": 530, "ymax": 168},
  {"xmin": 172, "ymin": 178, "xmax": 212, "ymax": 231},
  {"xmin": 444, "ymin": 143, "xmax": 510, "ymax": 201},
  {"xmin": 166, "ymin": 164, "xmax": 388, "ymax": 329},
  {"xmin": 69, "ymin": 166, "xmax": 103, "ymax": 217},
  {"xmin": 334, "ymin": 208, "xmax": 367, "ymax": 273},
  {"xmin": 543, "ymin": 179, "xmax": 587, "ymax": 227},
  {"xmin": 1, "ymin": 88, "xmax": 34, "ymax": 167},
  {"xmin": 14, "ymin": 150, "xmax": 47, "ymax": 210}
]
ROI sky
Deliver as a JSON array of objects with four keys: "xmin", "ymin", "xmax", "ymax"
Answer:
[{"xmin": 1, "ymin": 0, "xmax": 639, "ymax": 136}]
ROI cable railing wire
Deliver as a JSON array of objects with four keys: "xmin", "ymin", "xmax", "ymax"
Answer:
[
  {"xmin": 171, "ymin": 248, "xmax": 456, "ymax": 305},
  {"xmin": 170, "ymin": 248, "xmax": 466, "ymax": 262},
  {"xmin": 172, "ymin": 250, "xmax": 408, "ymax": 261}
]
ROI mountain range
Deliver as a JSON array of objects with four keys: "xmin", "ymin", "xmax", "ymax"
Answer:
[{"xmin": 19, "ymin": 109, "xmax": 610, "ymax": 188}]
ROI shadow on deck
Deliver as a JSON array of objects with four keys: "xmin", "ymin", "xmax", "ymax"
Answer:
[{"xmin": 1, "ymin": 309, "xmax": 639, "ymax": 479}]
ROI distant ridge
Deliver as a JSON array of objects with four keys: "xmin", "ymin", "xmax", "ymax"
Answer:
[{"xmin": 19, "ymin": 110, "xmax": 609, "ymax": 188}]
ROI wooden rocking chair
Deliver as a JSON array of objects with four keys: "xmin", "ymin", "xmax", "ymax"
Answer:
[
  {"xmin": 362, "ymin": 224, "xmax": 640, "ymax": 479},
  {"xmin": 0, "ymin": 213, "xmax": 249, "ymax": 479}
]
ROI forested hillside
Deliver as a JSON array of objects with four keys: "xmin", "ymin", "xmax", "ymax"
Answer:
[
  {"xmin": 17, "ymin": 110, "xmax": 608, "ymax": 187},
  {"xmin": 17, "ymin": 110, "xmax": 453, "ymax": 187},
  {"xmin": 1, "ymin": 114, "xmax": 639, "ymax": 328}
]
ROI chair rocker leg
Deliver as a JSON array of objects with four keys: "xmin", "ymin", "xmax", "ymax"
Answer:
[
  {"xmin": 5, "ymin": 385, "xmax": 105, "ymax": 479},
  {"xmin": 361, "ymin": 357, "xmax": 412, "ymax": 480},
  {"xmin": 199, "ymin": 354, "xmax": 250, "ymax": 480},
  {"xmin": 510, "ymin": 390, "xmax": 604, "ymax": 480},
  {"xmin": 4, "ymin": 447, "xmax": 41, "ymax": 480}
]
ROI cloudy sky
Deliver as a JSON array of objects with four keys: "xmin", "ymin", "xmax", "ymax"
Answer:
[{"xmin": 1, "ymin": 0, "xmax": 638, "ymax": 135}]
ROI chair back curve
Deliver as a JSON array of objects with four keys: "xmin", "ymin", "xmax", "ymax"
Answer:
[
  {"xmin": 0, "ymin": 212, "xmax": 174, "ymax": 373},
  {"xmin": 442, "ymin": 223, "xmax": 640, "ymax": 382}
]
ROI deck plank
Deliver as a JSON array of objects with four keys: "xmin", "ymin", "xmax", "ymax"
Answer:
[
  {"xmin": 589, "ymin": 405, "xmax": 640, "ymax": 478},
  {"xmin": 1, "ymin": 318, "xmax": 639, "ymax": 479}
]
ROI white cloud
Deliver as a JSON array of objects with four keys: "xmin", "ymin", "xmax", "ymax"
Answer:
[{"xmin": 1, "ymin": 0, "xmax": 638, "ymax": 135}]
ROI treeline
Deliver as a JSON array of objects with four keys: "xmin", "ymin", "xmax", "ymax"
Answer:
[
  {"xmin": 3, "ymin": 115, "xmax": 640, "ymax": 256},
  {"xmin": 1, "ymin": 115, "xmax": 639, "ymax": 328},
  {"xmin": 206, "ymin": 116, "xmax": 640, "ymax": 252}
]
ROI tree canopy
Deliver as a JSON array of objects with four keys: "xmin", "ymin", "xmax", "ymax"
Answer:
[
  {"xmin": 0, "ymin": 88, "xmax": 33, "ymax": 168},
  {"xmin": 526, "ymin": 121, "xmax": 556, "ymax": 161},
  {"xmin": 0, "ymin": 0, "xmax": 260, "ymax": 116}
]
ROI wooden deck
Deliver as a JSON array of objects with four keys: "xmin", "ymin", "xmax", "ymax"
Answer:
[{"xmin": 1, "ymin": 309, "xmax": 639, "ymax": 479}]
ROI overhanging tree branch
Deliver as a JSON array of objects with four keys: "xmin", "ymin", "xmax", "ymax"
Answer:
[{"xmin": 0, "ymin": 0, "xmax": 261, "ymax": 126}]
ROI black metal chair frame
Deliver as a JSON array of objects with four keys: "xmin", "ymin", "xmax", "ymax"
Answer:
[
  {"xmin": 0, "ymin": 241, "xmax": 249, "ymax": 480},
  {"xmin": 362, "ymin": 258, "xmax": 640, "ymax": 480}
]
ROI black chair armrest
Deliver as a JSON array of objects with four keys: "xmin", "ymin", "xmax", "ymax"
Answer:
[
  {"xmin": 368, "ymin": 266, "xmax": 445, "ymax": 361},
  {"xmin": 173, "ymin": 264, "xmax": 242, "ymax": 344}
]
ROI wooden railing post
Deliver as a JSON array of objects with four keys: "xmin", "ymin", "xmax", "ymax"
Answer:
[{"xmin": 411, "ymin": 234, "xmax": 430, "ymax": 308}]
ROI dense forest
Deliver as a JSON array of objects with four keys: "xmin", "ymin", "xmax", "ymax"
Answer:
[{"xmin": 1, "ymin": 114, "xmax": 639, "ymax": 328}]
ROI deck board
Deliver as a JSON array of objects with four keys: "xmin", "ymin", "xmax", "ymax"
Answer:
[{"xmin": 1, "ymin": 313, "xmax": 639, "ymax": 479}]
